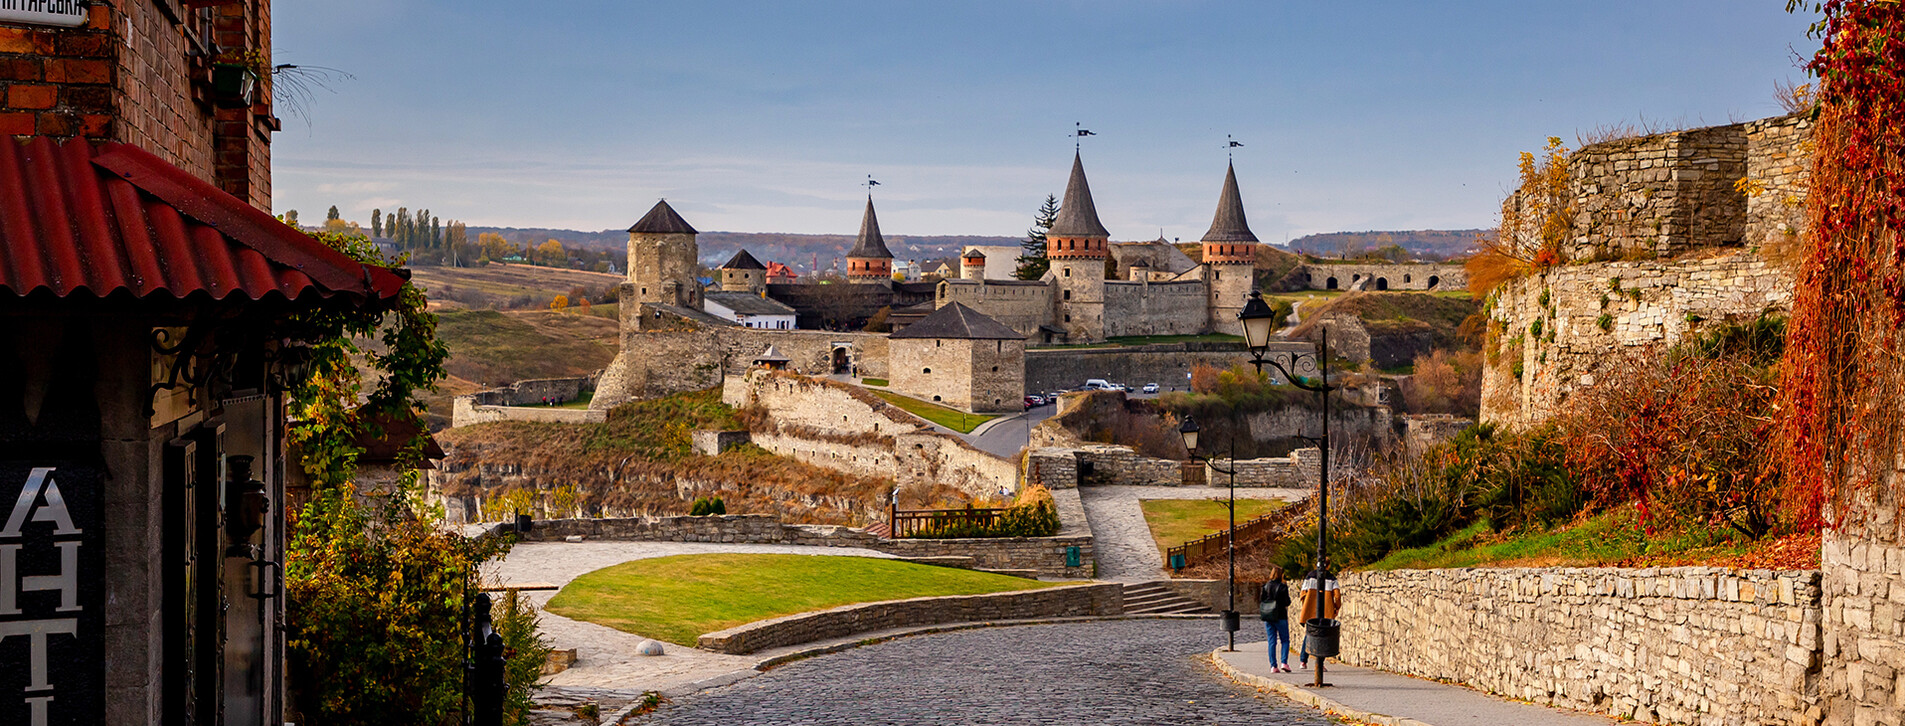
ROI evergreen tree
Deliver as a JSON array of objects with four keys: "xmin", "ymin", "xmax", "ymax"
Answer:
[
  {"xmin": 371, "ymin": 209, "xmax": 382, "ymax": 238},
  {"xmin": 326, "ymin": 205, "xmax": 340, "ymax": 221},
  {"xmin": 1015, "ymin": 194, "xmax": 1059, "ymax": 280},
  {"xmin": 431, "ymin": 216, "xmax": 441, "ymax": 249},
  {"xmin": 394, "ymin": 207, "xmax": 410, "ymax": 248}
]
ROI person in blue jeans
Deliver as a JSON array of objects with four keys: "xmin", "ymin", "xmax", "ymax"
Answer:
[{"xmin": 1258, "ymin": 565, "xmax": 1293, "ymax": 672}]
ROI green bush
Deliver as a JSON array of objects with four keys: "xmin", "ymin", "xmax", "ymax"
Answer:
[
  {"xmin": 906, "ymin": 494, "xmax": 1060, "ymax": 539},
  {"xmin": 689, "ymin": 496, "xmax": 727, "ymax": 516}
]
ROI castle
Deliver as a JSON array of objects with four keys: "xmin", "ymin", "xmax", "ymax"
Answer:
[{"xmin": 593, "ymin": 153, "xmax": 1330, "ymax": 412}]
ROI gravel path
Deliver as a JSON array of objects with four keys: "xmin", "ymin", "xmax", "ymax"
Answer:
[
  {"xmin": 637, "ymin": 619, "xmax": 1329, "ymax": 725},
  {"xmin": 488, "ymin": 541, "xmax": 897, "ymax": 694},
  {"xmin": 1078, "ymin": 486, "xmax": 1307, "ymax": 582}
]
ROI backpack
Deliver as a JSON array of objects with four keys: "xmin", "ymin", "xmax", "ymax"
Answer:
[{"xmin": 1259, "ymin": 581, "xmax": 1290, "ymax": 621}]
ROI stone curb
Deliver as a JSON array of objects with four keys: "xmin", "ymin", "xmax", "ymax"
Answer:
[{"xmin": 1208, "ymin": 647, "xmax": 1433, "ymax": 726}]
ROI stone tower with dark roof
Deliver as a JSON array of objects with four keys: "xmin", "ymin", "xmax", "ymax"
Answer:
[
  {"xmin": 962, "ymin": 247, "xmax": 987, "ymax": 280},
  {"xmin": 846, "ymin": 196, "xmax": 894, "ymax": 285},
  {"xmin": 1201, "ymin": 162, "xmax": 1259, "ymax": 330},
  {"xmin": 719, "ymin": 248, "xmax": 768, "ymax": 294},
  {"xmin": 627, "ymin": 199, "xmax": 701, "ymax": 309},
  {"xmin": 1046, "ymin": 151, "xmax": 1110, "ymax": 342}
]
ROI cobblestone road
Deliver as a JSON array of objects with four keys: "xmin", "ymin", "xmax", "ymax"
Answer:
[{"xmin": 636, "ymin": 619, "xmax": 1333, "ymax": 725}]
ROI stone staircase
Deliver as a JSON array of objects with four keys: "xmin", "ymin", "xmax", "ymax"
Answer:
[{"xmin": 1121, "ymin": 581, "xmax": 1212, "ymax": 615}]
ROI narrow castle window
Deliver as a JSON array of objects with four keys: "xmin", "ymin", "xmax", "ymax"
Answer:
[
  {"xmin": 1064, "ymin": 268, "xmax": 1071, "ymax": 277},
  {"xmin": 923, "ymin": 367, "xmax": 931, "ymax": 373},
  {"xmin": 1064, "ymin": 290, "xmax": 1071, "ymax": 300}
]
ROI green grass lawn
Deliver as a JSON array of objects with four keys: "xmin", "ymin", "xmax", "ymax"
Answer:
[
  {"xmin": 545, "ymin": 553, "xmax": 1053, "ymax": 645},
  {"xmin": 554, "ymin": 392, "xmax": 595, "ymax": 409},
  {"xmin": 859, "ymin": 377, "xmax": 888, "ymax": 387},
  {"xmin": 870, "ymin": 390, "xmax": 998, "ymax": 433},
  {"xmin": 1364, "ymin": 508, "xmax": 1757, "ymax": 571},
  {"xmin": 1139, "ymin": 498, "xmax": 1284, "ymax": 560}
]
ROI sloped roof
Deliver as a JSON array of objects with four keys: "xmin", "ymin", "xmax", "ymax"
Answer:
[
  {"xmin": 704, "ymin": 290, "xmax": 796, "ymax": 316},
  {"xmin": 962, "ymin": 248, "xmax": 987, "ymax": 260},
  {"xmin": 1201, "ymin": 162, "xmax": 1259, "ymax": 243},
  {"xmin": 0, "ymin": 136, "xmax": 405, "ymax": 302},
  {"xmin": 720, "ymin": 249, "xmax": 766, "ymax": 270},
  {"xmin": 847, "ymin": 196, "xmax": 892, "ymax": 259},
  {"xmin": 889, "ymin": 301, "xmax": 1023, "ymax": 340},
  {"xmin": 1049, "ymin": 151, "xmax": 1110, "ymax": 238},
  {"xmin": 628, "ymin": 199, "xmax": 698, "ymax": 234}
]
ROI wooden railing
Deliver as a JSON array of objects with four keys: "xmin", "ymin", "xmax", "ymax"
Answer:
[
  {"xmin": 888, "ymin": 506, "xmax": 1009, "ymax": 539},
  {"xmin": 1165, "ymin": 501, "xmax": 1307, "ymax": 570}
]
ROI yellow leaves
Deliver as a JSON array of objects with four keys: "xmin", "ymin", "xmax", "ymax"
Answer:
[{"xmin": 1735, "ymin": 177, "xmax": 1770, "ymax": 197}]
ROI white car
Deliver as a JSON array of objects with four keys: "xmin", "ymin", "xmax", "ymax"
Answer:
[{"xmin": 1141, "ymin": 383, "xmax": 1160, "ymax": 394}]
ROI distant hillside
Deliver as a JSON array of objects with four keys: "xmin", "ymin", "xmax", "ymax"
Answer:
[
  {"xmin": 465, "ymin": 226, "xmax": 1020, "ymax": 274},
  {"xmin": 1286, "ymin": 229, "xmax": 1493, "ymax": 261}
]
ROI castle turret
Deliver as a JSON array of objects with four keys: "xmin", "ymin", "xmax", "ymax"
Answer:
[
  {"xmin": 846, "ymin": 196, "xmax": 894, "ymax": 285},
  {"xmin": 1201, "ymin": 162, "xmax": 1259, "ymax": 331},
  {"xmin": 627, "ymin": 199, "xmax": 701, "ymax": 309},
  {"xmin": 719, "ymin": 249, "xmax": 768, "ymax": 294},
  {"xmin": 1046, "ymin": 151, "xmax": 1110, "ymax": 343},
  {"xmin": 962, "ymin": 248, "xmax": 988, "ymax": 280}
]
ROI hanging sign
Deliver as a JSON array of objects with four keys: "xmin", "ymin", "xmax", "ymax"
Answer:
[
  {"xmin": 0, "ymin": 1, "xmax": 87, "ymax": 28},
  {"xmin": 0, "ymin": 462, "xmax": 103, "ymax": 726}
]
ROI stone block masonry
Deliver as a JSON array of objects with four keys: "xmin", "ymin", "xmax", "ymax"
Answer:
[
  {"xmin": 1339, "ymin": 567, "xmax": 1823, "ymax": 726},
  {"xmin": 696, "ymin": 583, "xmax": 1124, "ymax": 655}
]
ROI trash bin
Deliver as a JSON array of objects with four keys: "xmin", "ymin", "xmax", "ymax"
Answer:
[
  {"xmin": 1065, "ymin": 546, "xmax": 1082, "ymax": 568},
  {"xmin": 1221, "ymin": 610, "xmax": 1240, "ymax": 633},
  {"xmin": 1304, "ymin": 618, "xmax": 1340, "ymax": 658},
  {"xmin": 1168, "ymin": 553, "xmax": 1186, "ymax": 570}
]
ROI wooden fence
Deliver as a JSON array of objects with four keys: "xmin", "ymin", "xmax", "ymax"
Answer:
[
  {"xmin": 888, "ymin": 506, "xmax": 1009, "ymax": 539},
  {"xmin": 1166, "ymin": 501, "xmax": 1307, "ymax": 570}
]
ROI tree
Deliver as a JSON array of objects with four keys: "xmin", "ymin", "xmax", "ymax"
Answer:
[
  {"xmin": 535, "ymin": 239, "xmax": 565, "ymax": 267},
  {"xmin": 284, "ymin": 209, "xmax": 300, "ymax": 226},
  {"xmin": 1016, "ymin": 194, "xmax": 1058, "ymax": 280},
  {"xmin": 549, "ymin": 294, "xmax": 568, "ymax": 310},
  {"xmin": 371, "ymin": 209, "xmax": 382, "ymax": 238},
  {"xmin": 394, "ymin": 207, "xmax": 410, "ymax": 248},
  {"xmin": 430, "ymin": 216, "xmax": 441, "ymax": 249},
  {"xmin": 326, "ymin": 205, "xmax": 340, "ymax": 221}
]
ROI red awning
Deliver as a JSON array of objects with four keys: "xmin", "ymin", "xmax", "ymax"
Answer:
[{"xmin": 0, "ymin": 136, "xmax": 405, "ymax": 302}]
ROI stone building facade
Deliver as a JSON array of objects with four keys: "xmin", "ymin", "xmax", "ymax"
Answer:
[
  {"xmin": 887, "ymin": 303, "xmax": 1026, "ymax": 413},
  {"xmin": 1289, "ymin": 262, "xmax": 1468, "ymax": 292}
]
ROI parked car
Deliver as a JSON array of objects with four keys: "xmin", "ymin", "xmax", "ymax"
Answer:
[
  {"xmin": 1024, "ymin": 394, "xmax": 1045, "ymax": 408},
  {"xmin": 1107, "ymin": 383, "xmax": 1129, "ymax": 391},
  {"xmin": 1083, "ymin": 378, "xmax": 1113, "ymax": 390},
  {"xmin": 1141, "ymin": 383, "xmax": 1160, "ymax": 394}
]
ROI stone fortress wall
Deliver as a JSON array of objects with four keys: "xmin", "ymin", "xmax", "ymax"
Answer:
[
  {"xmin": 450, "ymin": 374, "xmax": 607, "ymax": 427},
  {"xmin": 1480, "ymin": 113, "xmax": 1810, "ymax": 429},
  {"xmin": 935, "ymin": 280, "xmax": 1053, "ymax": 338},
  {"xmin": 721, "ymin": 371, "xmax": 1018, "ymax": 499},
  {"xmin": 593, "ymin": 301, "xmax": 890, "ymax": 409},
  {"xmin": 1025, "ymin": 445, "xmax": 1320, "ymax": 489},
  {"xmin": 1102, "ymin": 279, "xmax": 1209, "ymax": 338},
  {"xmin": 1023, "ymin": 340, "xmax": 1315, "ymax": 394},
  {"xmin": 1340, "ymin": 567, "xmax": 1824, "ymax": 726},
  {"xmin": 1290, "ymin": 262, "xmax": 1467, "ymax": 292}
]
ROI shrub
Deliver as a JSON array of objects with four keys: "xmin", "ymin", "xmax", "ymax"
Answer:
[
  {"xmin": 905, "ymin": 486, "xmax": 1059, "ymax": 539},
  {"xmin": 689, "ymin": 496, "xmax": 727, "ymax": 516}
]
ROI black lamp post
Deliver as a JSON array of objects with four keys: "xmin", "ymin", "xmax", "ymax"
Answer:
[
  {"xmin": 1177, "ymin": 415, "xmax": 1241, "ymax": 651},
  {"xmin": 1236, "ymin": 290, "xmax": 1336, "ymax": 686}
]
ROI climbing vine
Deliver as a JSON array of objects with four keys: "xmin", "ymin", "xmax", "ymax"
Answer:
[{"xmin": 1776, "ymin": 0, "xmax": 1905, "ymax": 533}]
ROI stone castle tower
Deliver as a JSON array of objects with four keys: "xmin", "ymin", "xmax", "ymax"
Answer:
[
  {"xmin": 846, "ymin": 196, "xmax": 894, "ymax": 284},
  {"xmin": 627, "ymin": 199, "xmax": 702, "ymax": 309},
  {"xmin": 962, "ymin": 248, "xmax": 987, "ymax": 280},
  {"xmin": 719, "ymin": 249, "xmax": 768, "ymax": 294},
  {"xmin": 1047, "ymin": 152, "xmax": 1110, "ymax": 343},
  {"xmin": 1201, "ymin": 162, "xmax": 1259, "ymax": 330}
]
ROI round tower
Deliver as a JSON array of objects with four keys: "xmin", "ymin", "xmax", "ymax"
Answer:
[
  {"xmin": 1201, "ymin": 162, "xmax": 1259, "ymax": 332},
  {"xmin": 719, "ymin": 249, "xmax": 768, "ymax": 294},
  {"xmin": 961, "ymin": 248, "xmax": 988, "ymax": 280},
  {"xmin": 627, "ymin": 199, "xmax": 701, "ymax": 309},
  {"xmin": 1046, "ymin": 151, "xmax": 1110, "ymax": 343},
  {"xmin": 846, "ymin": 196, "xmax": 894, "ymax": 284}
]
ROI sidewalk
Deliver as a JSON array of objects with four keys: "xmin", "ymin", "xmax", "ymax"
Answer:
[{"xmin": 1213, "ymin": 641, "xmax": 1618, "ymax": 726}]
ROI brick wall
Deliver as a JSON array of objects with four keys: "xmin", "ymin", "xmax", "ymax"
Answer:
[{"xmin": 1341, "ymin": 567, "xmax": 1824, "ymax": 726}]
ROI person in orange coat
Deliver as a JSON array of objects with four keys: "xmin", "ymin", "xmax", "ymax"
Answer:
[{"xmin": 1296, "ymin": 564, "xmax": 1341, "ymax": 669}]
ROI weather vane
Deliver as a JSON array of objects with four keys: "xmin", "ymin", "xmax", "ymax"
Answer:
[
  {"xmin": 1075, "ymin": 122, "xmax": 1096, "ymax": 150},
  {"xmin": 1227, "ymin": 134, "xmax": 1244, "ymax": 160},
  {"xmin": 862, "ymin": 174, "xmax": 881, "ymax": 193}
]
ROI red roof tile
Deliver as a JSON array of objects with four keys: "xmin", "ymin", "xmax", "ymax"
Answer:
[{"xmin": 0, "ymin": 136, "xmax": 405, "ymax": 302}]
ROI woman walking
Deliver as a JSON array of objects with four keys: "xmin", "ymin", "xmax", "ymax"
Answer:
[{"xmin": 1259, "ymin": 566, "xmax": 1292, "ymax": 672}]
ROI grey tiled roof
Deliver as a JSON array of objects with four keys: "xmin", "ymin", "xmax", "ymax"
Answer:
[
  {"xmin": 629, "ymin": 199, "xmax": 698, "ymax": 234},
  {"xmin": 847, "ymin": 196, "xmax": 893, "ymax": 259},
  {"xmin": 704, "ymin": 291, "xmax": 797, "ymax": 316},
  {"xmin": 1201, "ymin": 162, "xmax": 1259, "ymax": 243},
  {"xmin": 720, "ymin": 249, "xmax": 766, "ymax": 270},
  {"xmin": 1049, "ymin": 151, "xmax": 1110, "ymax": 238},
  {"xmin": 889, "ymin": 302, "xmax": 1024, "ymax": 340}
]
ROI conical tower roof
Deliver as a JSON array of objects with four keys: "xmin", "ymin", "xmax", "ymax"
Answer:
[
  {"xmin": 847, "ymin": 195, "xmax": 893, "ymax": 259},
  {"xmin": 629, "ymin": 199, "xmax": 698, "ymax": 234},
  {"xmin": 1200, "ymin": 163, "xmax": 1258, "ymax": 243},
  {"xmin": 1049, "ymin": 151, "xmax": 1110, "ymax": 238},
  {"xmin": 720, "ymin": 249, "xmax": 766, "ymax": 270}
]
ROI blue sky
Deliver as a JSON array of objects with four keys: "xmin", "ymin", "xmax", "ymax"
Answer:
[{"xmin": 271, "ymin": 1, "xmax": 1818, "ymax": 240}]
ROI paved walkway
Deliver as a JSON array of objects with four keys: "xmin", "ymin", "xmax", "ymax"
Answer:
[
  {"xmin": 1215, "ymin": 641, "xmax": 1619, "ymax": 726},
  {"xmin": 1077, "ymin": 485, "xmax": 1307, "ymax": 582},
  {"xmin": 487, "ymin": 541, "xmax": 898, "ymax": 695},
  {"xmin": 642, "ymin": 619, "xmax": 1333, "ymax": 725}
]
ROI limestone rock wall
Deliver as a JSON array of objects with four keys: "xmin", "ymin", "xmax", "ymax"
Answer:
[
  {"xmin": 1340, "ymin": 567, "xmax": 1824, "ymax": 726},
  {"xmin": 1821, "ymin": 492, "xmax": 1905, "ymax": 726},
  {"xmin": 1292, "ymin": 263, "xmax": 1467, "ymax": 292},
  {"xmin": 1480, "ymin": 252, "xmax": 1793, "ymax": 428},
  {"xmin": 1024, "ymin": 340, "xmax": 1314, "ymax": 394}
]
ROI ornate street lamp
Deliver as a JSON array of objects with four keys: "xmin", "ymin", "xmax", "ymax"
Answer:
[
  {"xmin": 1235, "ymin": 290, "xmax": 1336, "ymax": 687},
  {"xmin": 1178, "ymin": 414, "xmax": 1242, "ymax": 652}
]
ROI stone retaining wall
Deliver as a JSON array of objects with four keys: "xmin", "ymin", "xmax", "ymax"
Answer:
[
  {"xmin": 1338, "ymin": 567, "xmax": 1823, "ymax": 726},
  {"xmin": 450, "ymin": 396, "xmax": 610, "ymax": 427},
  {"xmin": 1025, "ymin": 444, "xmax": 1318, "ymax": 489},
  {"xmin": 696, "ymin": 583, "xmax": 1124, "ymax": 654}
]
